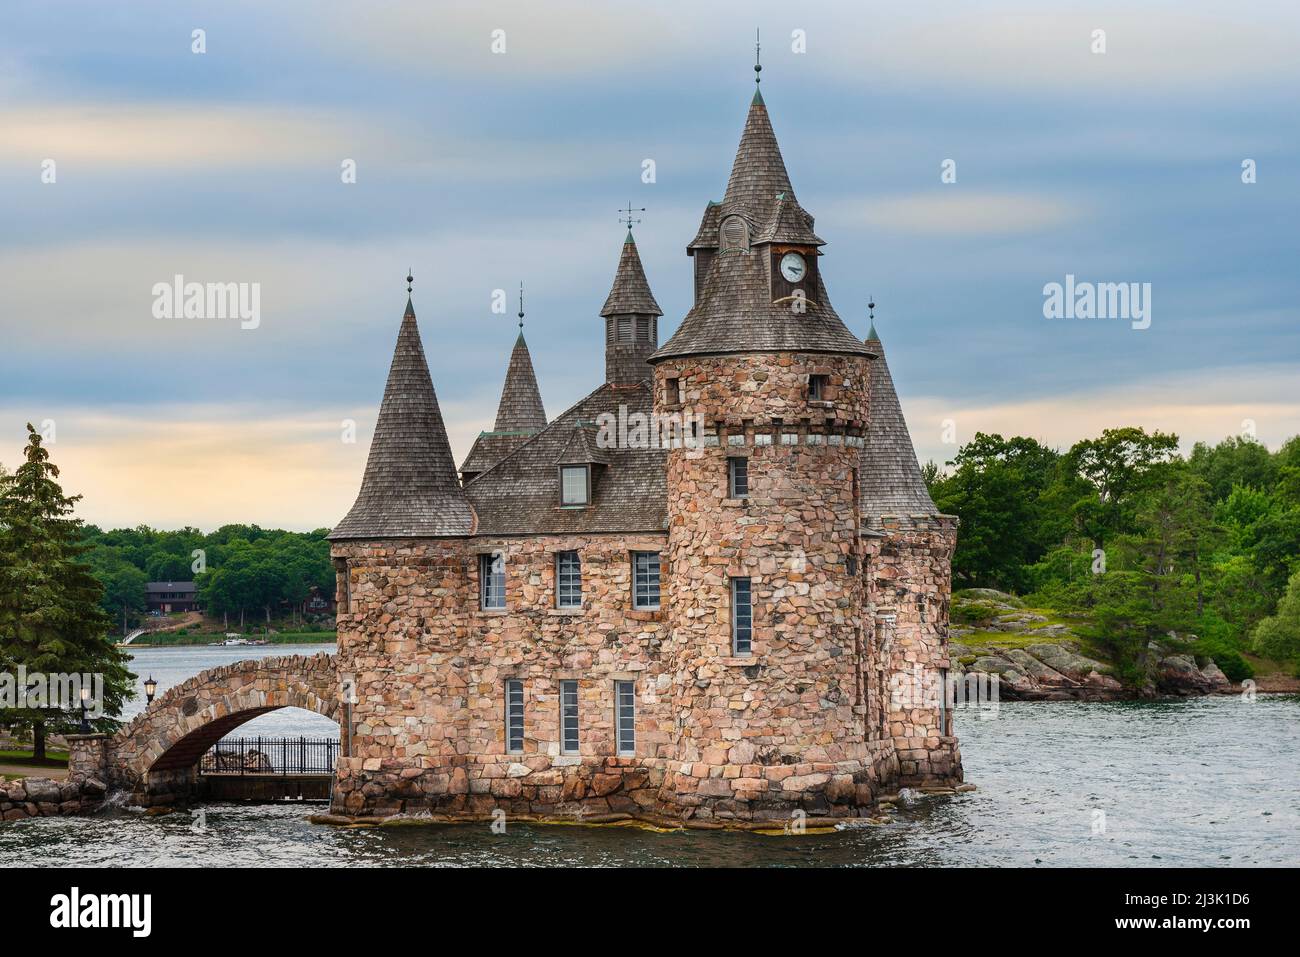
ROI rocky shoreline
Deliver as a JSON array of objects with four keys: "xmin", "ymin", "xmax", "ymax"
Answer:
[{"xmin": 951, "ymin": 589, "xmax": 1240, "ymax": 701}]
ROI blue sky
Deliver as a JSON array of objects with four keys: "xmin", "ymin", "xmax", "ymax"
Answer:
[{"xmin": 1, "ymin": 1, "xmax": 1297, "ymax": 530}]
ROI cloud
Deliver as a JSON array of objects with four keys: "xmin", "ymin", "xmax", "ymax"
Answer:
[
  {"xmin": 828, "ymin": 191, "xmax": 1082, "ymax": 237},
  {"xmin": 903, "ymin": 364, "xmax": 1300, "ymax": 470},
  {"xmin": 0, "ymin": 401, "xmax": 494, "ymax": 532}
]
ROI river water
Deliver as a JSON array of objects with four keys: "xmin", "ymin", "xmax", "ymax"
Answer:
[{"xmin": 2, "ymin": 643, "xmax": 1297, "ymax": 867}]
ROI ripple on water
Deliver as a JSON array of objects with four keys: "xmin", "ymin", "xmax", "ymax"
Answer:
[{"xmin": 3, "ymin": 695, "xmax": 1296, "ymax": 867}]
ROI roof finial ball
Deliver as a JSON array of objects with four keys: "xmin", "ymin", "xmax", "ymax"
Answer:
[
  {"xmin": 754, "ymin": 28, "xmax": 762, "ymax": 85},
  {"xmin": 406, "ymin": 270, "xmax": 413, "ymax": 294},
  {"xmin": 868, "ymin": 295, "xmax": 875, "ymax": 321},
  {"xmin": 518, "ymin": 281, "xmax": 525, "ymax": 330}
]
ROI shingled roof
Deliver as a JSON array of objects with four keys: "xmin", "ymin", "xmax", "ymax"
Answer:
[
  {"xmin": 652, "ymin": 93, "xmax": 870, "ymax": 363},
  {"xmin": 600, "ymin": 230, "xmax": 663, "ymax": 318},
  {"xmin": 330, "ymin": 295, "xmax": 475, "ymax": 539},
  {"xmin": 465, "ymin": 381, "xmax": 666, "ymax": 536},
  {"xmin": 859, "ymin": 327, "xmax": 940, "ymax": 523},
  {"xmin": 460, "ymin": 331, "xmax": 548, "ymax": 476}
]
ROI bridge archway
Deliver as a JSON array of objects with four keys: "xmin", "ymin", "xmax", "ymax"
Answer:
[{"xmin": 107, "ymin": 653, "xmax": 339, "ymax": 790}]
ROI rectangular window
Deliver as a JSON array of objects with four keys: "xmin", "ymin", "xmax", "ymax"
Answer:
[
  {"xmin": 506, "ymin": 680, "xmax": 524, "ymax": 753},
  {"xmin": 808, "ymin": 374, "xmax": 828, "ymax": 400},
  {"xmin": 632, "ymin": 551, "xmax": 661, "ymax": 609},
  {"xmin": 616, "ymin": 680, "xmax": 636, "ymax": 756},
  {"xmin": 636, "ymin": 315, "xmax": 650, "ymax": 341},
  {"xmin": 560, "ymin": 465, "xmax": 589, "ymax": 506},
  {"xmin": 479, "ymin": 552, "xmax": 505, "ymax": 610},
  {"xmin": 617, "ymin": 316, "xmax": 633, "ymax": 343},
  {"xmin": 846, "ymin": 555, "xmax": 858, "ymax": 576},
  {"xmin": 666, "ymin": 377, "xmax": 682, "ymax": 405},
  {"xmin": 731, "ymin": 577, "xmax": 753, "ymax": 655},
  {"xmin": 556, "ymin": 550, "xmax": 582, "ymax": 609},
  {"xmin": 560, "ymin": 680, "xmax": 579, "ymax": 754},
  {"xmin": 728, "ymin": 456, "xmax": 749, "ymax": 498}
]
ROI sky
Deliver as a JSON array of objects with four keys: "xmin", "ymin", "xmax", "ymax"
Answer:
[{"xmin": 1, "ymin": 0, "xmax": 1297, "ymax": 531}]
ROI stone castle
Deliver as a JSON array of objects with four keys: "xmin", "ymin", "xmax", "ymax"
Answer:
[{"xmin": 327, "ymin": 83, "xmax": 962, "ymax": 824}]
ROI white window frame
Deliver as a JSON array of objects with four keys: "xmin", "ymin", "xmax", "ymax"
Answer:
[
  {"xmin": 560, "ymin": 465, "xmax": 590, "ymax": 506},
  {"xmin": 728, "ymin": 456, "xmax": 748, "ymax": 498},
  {"xmin": 731, "ymin": 576, "xmax": 753, "ymax": 655},
  {"xmin": 560, "ymin": 680, "xmax": 580, "ymax": 755},
  {"xmin": 506, "ymin": 680, "xmax": 524, "ymax": 754},
  {"xmin": 556, "ymin": 550, "xmax": 582, "ymax": 609},
  {"xmin": 616, "ymin": 680, "xmax": 636, "ymax": 756},
  {"xmin": 479, "ymin": 552, "xmax": 505, "ymax": 610},
  {"xmin": 632, "ymin": 551, "xmax": 661, "ymax": 610}
]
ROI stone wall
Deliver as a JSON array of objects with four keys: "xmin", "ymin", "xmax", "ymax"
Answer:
[
  {"xmin": 330, "ymin": 533, "xmax": 673, "ymax": 818},
  {"xmin": 653, "ymin": 352, "xmax": 893, "ymax": 819},
  {"xmin": 865, "ymin": 515, "xmax": 963, "ymax": 786}
]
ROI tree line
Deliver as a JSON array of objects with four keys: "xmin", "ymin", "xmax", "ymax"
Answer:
[
  {"xmin": 82, "ymin": 524, "xmax": 334, "ymax": 633},
  {"xmin": 926, "ymin": 427, "xmax": 1300, "ymax": 679}
]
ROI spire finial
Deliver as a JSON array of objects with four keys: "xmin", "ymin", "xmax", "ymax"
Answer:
[
  {"xmin": 754, "ymin": 28, "xmax": 762, "ymax": 85},
  {"xmin": 517, "ymin": 281, "xmax": 525, "ymax": 330},
  {"xmin": 619, "ymin": 202, "xmax": 645, "ymax": 231},
  {"xmin": 406, "ymin": 269, "xmax": 413, "ymax": 294},
  {"xmin": 868, "ymin": 295, "xmax": 875, "ymax": 321}
]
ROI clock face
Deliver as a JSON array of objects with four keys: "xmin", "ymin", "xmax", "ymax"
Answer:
[{"xmin": 779, "ymin": 252, "xmax": 807, "ymax": 283}]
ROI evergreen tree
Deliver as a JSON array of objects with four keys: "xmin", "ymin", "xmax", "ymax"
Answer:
[{"xmin": 0, "ymin": 424, "xmax": 134, "ymax": 759}]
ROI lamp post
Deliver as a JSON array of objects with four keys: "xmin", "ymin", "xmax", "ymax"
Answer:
[
  {"xmin": 144, "ymin": 676, "xmax": 157, "ymax": 704},
  {"xmin": 78, "ymin": 686, "xmax": 90, "ymax": 733}
]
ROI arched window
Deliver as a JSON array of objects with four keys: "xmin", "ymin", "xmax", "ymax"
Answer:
[{"xmin": 720, "ymin": 215, "xmax": 749, "ymax": 253}]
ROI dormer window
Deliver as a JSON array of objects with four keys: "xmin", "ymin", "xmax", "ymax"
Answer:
[
  {"xmin": 560, "ymin": 465, "xmax": 590, "ymax": 506},
  {"xmin": 720, "ymin": 215, "xmax": 749, "ymax": 253}
]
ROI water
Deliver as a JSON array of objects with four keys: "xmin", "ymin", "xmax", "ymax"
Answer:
[{"xmin": 5, "ymin": 643, "xmax": 1298, "ymax": 867}]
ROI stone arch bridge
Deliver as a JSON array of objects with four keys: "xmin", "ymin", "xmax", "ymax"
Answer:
[{"xmin": 69, "ymin": 653, "xmax": 339, "ymax": 803}]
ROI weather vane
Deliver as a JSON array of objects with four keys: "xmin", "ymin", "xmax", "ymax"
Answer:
[
  {"xmin": 755, "ymin": 28, "xmax": 762, "ymax": 85},
  {"xmin": 620, "ymin": 202, "xmax": 645, "ymax": 230}
]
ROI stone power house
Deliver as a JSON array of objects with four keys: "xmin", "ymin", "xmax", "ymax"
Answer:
[{"xmin": 329, "ymin": 86, "xmax": 962, "ymax": 824}]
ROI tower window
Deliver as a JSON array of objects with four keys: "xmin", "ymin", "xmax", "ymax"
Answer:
[
  {"xmin": 632, "ymin": 551, "xmax": 661, "ymax": 609},
  {"xmin": 479, "ymin": 552, "xmax": 506, "ymax": 610},
  {"xmin": 506, "ymin": 680, "xmax": 524, "ymax": 753},
  {"xmin": 846, "ymin": 555, "xmax": 859, "ymax": 576},
  {"xmin": 636, "ymin": 315, "xmax": 650, "ymax": 341},
  {"xmin": 720, "ymin": 215, "xmax": 749, "ymax": 253},
  {"xmin": 728, "ymin": 456, "xmax": 749, "ymax": 498},
  {"xmin": 731, "ymin": 577, "xmax": 753, "ymax": 655},
  {"xmin": 617, "ymin": 316, "xmax": 633, "ymax": 343},
  {"xmin": 808, "ymin": 374, "xmax": 829, "ymax": 400},
  {"xmin": 556, "ymin": 550, "xmax": 582, "ymax": 608},
  {"xmin": 560, "ymin": 465, "xmax": 590, "ymax": 506},
  {"xmin": 616, "ymin": 680, "xmax": 636, "ymax": 756},
  {"xmin": 560, "ymin": 680, "xmax": 580, "ymax": 754},
  {"xmin": 665, "ymin": 377, "xmax": 683, "ymax": 406}
]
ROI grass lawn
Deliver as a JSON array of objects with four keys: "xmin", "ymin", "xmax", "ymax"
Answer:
[{"xmin": 0, "ymin": 748, "xmax": 69, "ymax": 768}]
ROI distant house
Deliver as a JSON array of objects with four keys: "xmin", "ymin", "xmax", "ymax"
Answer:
[
  {"xmin": 146, "ymin": 581, "xmax": 199, "ymax": 614},
  {"xmin": 304, "ymin": 586, "xmax": 335, "ymax": 615}
]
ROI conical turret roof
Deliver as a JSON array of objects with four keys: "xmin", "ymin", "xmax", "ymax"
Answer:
[
  {"xmin": 600, "ymin": 231, "xmax": 662, "ymax": 317},
  {"xmin": 460, "ymin": 331, "xmax": 548, "ymax": 478},
  {"xmin": 652, "ymin": 93, "xmax": 869, "ymax": 363},
  {"xmin": 860, "ymin": 327, "xmax": 939, "ymax": 523},
  {"xmin": 331, "ymin": 294, "xmax": 474, "ymax": 538}
]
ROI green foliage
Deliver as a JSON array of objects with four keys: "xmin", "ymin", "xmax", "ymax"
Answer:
[
  {"xmin": 937, "ymin": 425, "xmax": 1300, "ymax": 668},
  {"xmin": 0, "ymin": 424, "xmax": 135, "ymax": 757},
  {"xmin": 1252, "ymin": 570, "xmax": 1300, "ymax": 662}
]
